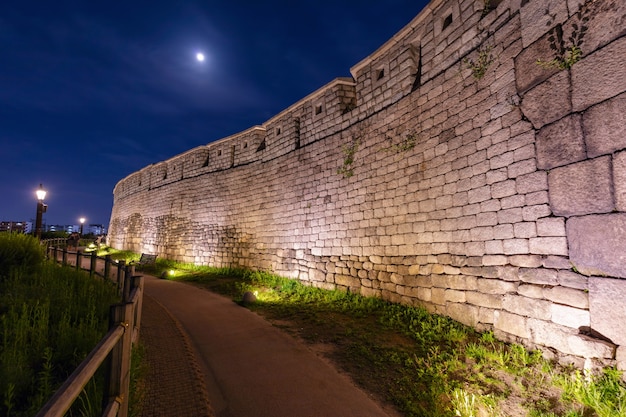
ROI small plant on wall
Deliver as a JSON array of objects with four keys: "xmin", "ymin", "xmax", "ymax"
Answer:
[
  {"xmin": 382, "ymin": 132, "xmax": 418, "ymax": 153},
  {"xmin": 536, "ymin": 4, "xmax": 589, "ymax": 70},
  {"xmin": 337, "ymin": 138, "xmax": 360, "ymax": 178},
  {"xmin": 463, "ymin": 45, "xmax": 494, "ymax": 79}
]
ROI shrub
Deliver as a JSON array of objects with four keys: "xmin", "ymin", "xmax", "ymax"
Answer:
[{"xmin": 0, "ymin": 234, "xmax": 45, "ymax": 280}]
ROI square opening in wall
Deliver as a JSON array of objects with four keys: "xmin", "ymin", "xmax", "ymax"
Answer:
[
  {"xmin": 315, "ymin": 104, "xmax": 323, "ymax": 115},
  {"xmin": 442, "ymin": 13, "xmax": 453, "ymax": 30},
  {"xmin": 376, "ymin": 68, "xmax": 385, "ymax": 81}
]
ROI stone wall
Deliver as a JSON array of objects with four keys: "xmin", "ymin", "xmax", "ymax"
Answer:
[{"xmin": 108, "ymin": 0, "xmax": 626, "ymax": 370}]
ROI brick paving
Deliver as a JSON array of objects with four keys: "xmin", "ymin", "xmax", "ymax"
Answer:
[{"xmin": 138, "ymin": 294, "xmax": 214, "ymax": 417}]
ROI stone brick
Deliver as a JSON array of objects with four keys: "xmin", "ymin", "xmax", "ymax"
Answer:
[
  {"xmin": 529, "ymin": 237, "xmax": 568, "ymax": 256},
  {"xmin": 548, "ymin": 156, "xmax": 614, "ymax": 216},
  {"xmin": 567, "ymin": 214, "xmax": 626, "ymax": 279},
  {"xmin": 520, "ymin": 71, "xmax": 571, "ymax": 129},
  {"xmin": 494, "ymin": 310, "xmax": 529, "ymax": 339},
  {"xmin": 432, "ymin": 287, "xmax": 446, "ymax": 305},
  {"xmin": 536, "ymin": 217, "xmax": 565, "ymax": 237},
  {"xmin": 519, "ymin": 267, "xmax": 558, "ymax": 285},
  {"xmin": 615, "ymin": 151, "xmax": 626, "ymax": 212},
  {"xmin": 516, "ymin": 171, "xmax": 548, "ymax": 194},
  {"xmin": 491, "ymin": 180, "xmax": 517, "ymax": 198},
  {"xmin": 445, "ymin": 289, "xmax": 466, "ymax": 303},
  {"xmin": 522, "ymin": 205, "xmax": 552, "ymax": 222},
  {"xmin": 514, "ymin": 222, "xmax": 536, "ymax": 239},
  {"xmin": 583, "ymin": 92, "xmax": 626, "ymax": 157},
  {"xmin": 545, "ymin": 286, "xmax": 589, "ymax": 309},
  {"xmin": 517, "ymin": 284, "xmax": 544, "ymax": 299},
  {"xmin": 519, "ymin": 0, "xmax": 568, "ymax": 48},
  {"xmin": 528, "ymin": 319, "xmax": 615, "ymax": 358},
  {"xmin": 483, "ymin": 255, "xmax": 508, "ymax": 266},
  {"xmin": 466, "ymin": 292, "xmax": 503, "ymax": 309},
  {"xmin": 589, "ymin": 277, "xmax": 626, "ymax": 345},
  {"xmin": 503, "ymin": 239, "xmax": 529, "ymax": 255},
  {"xmin": 508, "ymin": 254, "xmax": 542, "ymax": 268},
  {"xmin": 536, "ymin": 114, "xmax": 586, "ymax": 170},
  {"xmin": 557, "ymin": 270, "xmax": 588, "ymax": 290},
  {"xmin": 503, "ymin": 294, "xmax": 551, "ymax": 320},
  {"xmin": 477, "ymin": 277, "xmax": 518, "ymax": 294},
  {"xmin": 572, "ymin": 36, "xmax": 626, "ymax": 112},
  {"xmin": 551, "ymin": 304, "xmax": 590, "ymax": 329},
  {"xmin": 446, "ymin": 303, "xmax": 479, "ymax": 327}
]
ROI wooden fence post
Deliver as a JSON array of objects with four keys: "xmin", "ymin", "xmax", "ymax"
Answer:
[
  {"xmin": 131, "ymin": 275, "xmax": 144, "ymax": 342},
  {"xmin": 62, "ymin": 247, "xmax": 68, "ymax": 266},
  {"xmin": 103, "ymin": 303, "xmax": 133, "ymax": 417},
  {"xmin": 104, "ymin": 255, "xmax": 112, "ymax": 282},
  {"xmin": 117, "ymin": 260, "xmax": 126, "ymax": 295},
  {"xmin": 90, "ymin": 251, "xmax": 97, "ymax": 278},
  {"xmin": 75, "ymin": 251, "xmax": 82, "ymax": 271}
]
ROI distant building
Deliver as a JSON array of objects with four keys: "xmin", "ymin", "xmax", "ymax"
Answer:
[{"xmin": 0, "ymin": 221, "xmax": 28, "ymax": 233}]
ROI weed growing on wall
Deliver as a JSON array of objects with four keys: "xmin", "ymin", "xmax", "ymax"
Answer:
[
  {"xmin": 337, "ymin": 138, "xmax": 360, "ymax": 178},
  {"xmin": 463, "ymin": 45, "xmax": 495, "ymax": 80},
  {"xmin": 536, "ymin": 4, "xmax": 589, "ymax": 70},
  {"xmin": 382, "ymin": 132, "xmax": 418, "ymax": 154}
]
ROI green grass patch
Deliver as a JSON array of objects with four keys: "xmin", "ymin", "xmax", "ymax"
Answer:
[
  {"xmin": 153, "ymin": 262, "xmax": 625, "ymax": 417},
  {"xmin": 0, "ymin": 235, "xmax": 121, "ymax": 416}
]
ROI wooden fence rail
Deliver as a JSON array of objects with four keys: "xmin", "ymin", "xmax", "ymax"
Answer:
[{"xmin": 37, "ymin": 244, "xmax": 144, "ymax": 417}]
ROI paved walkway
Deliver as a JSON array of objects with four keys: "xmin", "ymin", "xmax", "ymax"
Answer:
[{"xmin": 140, "ymin": 274, "xmax": 396, "ymax": 417}]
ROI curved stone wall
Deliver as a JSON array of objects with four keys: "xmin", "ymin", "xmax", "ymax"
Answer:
[{"xmin": 109, "ymin": 0, "xmax": 626, "ymax": 370}]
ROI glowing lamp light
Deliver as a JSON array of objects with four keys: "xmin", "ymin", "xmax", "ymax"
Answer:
[{"xmin": 36, "ymin": 184, "xmax": 47, "ymax": 201}]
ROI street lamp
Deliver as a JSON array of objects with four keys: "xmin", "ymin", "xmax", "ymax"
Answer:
[
  {"xmin": 79, "ymin": 217, "xmax": 85, "ymax": 235},
  {"xmin": 35, "ymin": 184, "xmax": 47, "ymax": 239}
]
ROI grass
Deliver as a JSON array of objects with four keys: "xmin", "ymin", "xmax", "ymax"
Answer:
[{"xmin": 137, "ymin": 261, "xmax": 626, "ymax": 417}]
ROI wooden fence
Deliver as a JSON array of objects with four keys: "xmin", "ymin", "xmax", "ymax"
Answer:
[{"xmin": 36, "ymin": 244, "xmax": 144, "ymax": 417}]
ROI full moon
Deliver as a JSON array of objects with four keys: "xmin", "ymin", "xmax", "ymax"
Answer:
[{"xmin": 196, "ymin": 52, "xmax": 205, "ymax": 62}]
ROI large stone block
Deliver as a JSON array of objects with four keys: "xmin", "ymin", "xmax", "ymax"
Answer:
[
  {"xmin": 583, "ymin": 92, "xmax": 626, "ymax": 158},
  {"xmin": 548, "ymin": 156, "xmax": 614, "ymax": 216},
  {"xmin": 615, "ymin": 151, "xmax": 626, "ymax": 212},
  {"xmin": 519, "ymin": 0, "xmax": 568, "ymax": 48},
  {"xmin": 551, "ymin": 304, "xmax": 590, "ymax": 329},
  {"xmin": 568, "ymin": 214, "xmax": 626, "ymax": 279},
  {"xmin": 589, "ymin": 276, "xmax": 626, "ymax": 345},
  {"xmin": 572, "ymin": 36, "xmax": 626, "ymax": 112},
  {"xmin": 520, "ymin": 71, "xmax": 571, "ymax": 129},
  {"xmin": 494, "ymin": 310, "xmax": 529, "ymax": 339},
  {"xmin": 536, "ymin": 115, "xmax": 586, "ymax": 169}
]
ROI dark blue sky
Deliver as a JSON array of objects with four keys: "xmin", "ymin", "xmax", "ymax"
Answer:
[{"xmin": 1, "ymin": 0, "xmax": 429, "ymax": 228}]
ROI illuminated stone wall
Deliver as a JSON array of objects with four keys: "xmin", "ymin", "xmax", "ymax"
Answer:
[{"xmin": 109, "ymin": 0, "xmax": 626, "ymax": 370}]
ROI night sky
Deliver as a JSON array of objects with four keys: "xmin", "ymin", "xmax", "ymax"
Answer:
[{"xmin": 1, "ymin": 0, "xmax": 429, "ymax": 228}]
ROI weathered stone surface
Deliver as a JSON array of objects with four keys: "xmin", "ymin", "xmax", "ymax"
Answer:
[
  {"xmin": 589, "ymin": 277, "xmax": 626, "ymax": 345},
  {"xmin": 477, "ymin": 277, "xmax": 518, "ymax": 294},
  {"xmin": 536, "ymin": 217, "xmax": 566, "ymax": 237},
  {"xmin": 617, "ymin": 346, "xmax": 626, "ymax": 373},
  {"xmin": 573, "ymin": 0, "xmax": 626, "ymax": 55},
  {"xmin": 494, "ymin": 310, "xmax": 529, "ymax": 339},
  {"xmin": 514, "ymin": 29, "xmax": 559, "ymax": 94},
  {"xmin": 536, "ymin": 114, "xmax": 586, "ymax": 169},
  {"xmin": 583, "ymin": 92, "xmax": 626, "ymax": 158},
  {"xmin": 614, "ymin": 151, "xmax": 626, "ymax": 212},
  {"xmin": 557, "ymin": 270, "xmax": 588, "ymax": 290},
  {"xmin": 572, "ymin": 36, "xmax": 626, "ymax": 112},
  {"xmin": 568, "ymin": 214, "xmax": 626, "ymax": 279},
  {"xmin": 519, "ymin": 267, "xmax": 558, "ymax": 285},
  {"xmin": 517, "ymin": 284, "xmax": 544, "ymax": 299},
  {"xmin": 520, "ymin": 71, "xmax": 571, "ymax": 129},
  {"xmin": 551, "ymin": 304, "xmax": 590, "ymax": 328},
  {"xmin": 466, "ymin": 291, "xmax": 503, "ymax": 309},
  {"xmin": 504, "ymin": 294, "xmax": 551, "ymax": 320},
  {"xmin": 546, "ymin": 286, "xmax": 589, "ymax": 309},
  {"xmin": 528, "ymin": 237, "xmax": 568, "ymax": 256},
  {"xmin": 548, "ymin": 156, "xmax": 614, "ymax": 216},
  {"xmin": 528, "ymin": 319, "xmax": 614, "ymax": 358},
  {"xmin": 519, "ymin": 0, "xmax": 568, "ymax": 48},
  {"xmin": 446, "ymin": 303, "xmax": 479, "ymax": 327}
]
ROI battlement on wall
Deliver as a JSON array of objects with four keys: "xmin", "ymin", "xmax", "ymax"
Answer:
[{"xmin": 114, "ymin": 0, "xmax": 525, "ymax": 201}]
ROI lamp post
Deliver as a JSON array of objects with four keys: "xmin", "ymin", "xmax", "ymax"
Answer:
[
  {"xmin": 79, "ymin": 217, "xmax": 85, "ymax": 235},
  {"xmin": 35, "ymin": 184, "xmax": 47, "ymax": 239}
]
